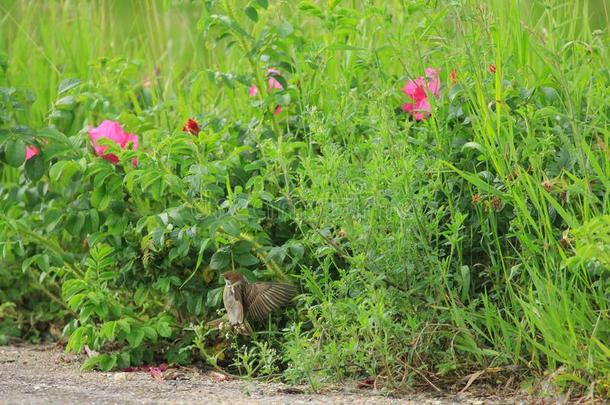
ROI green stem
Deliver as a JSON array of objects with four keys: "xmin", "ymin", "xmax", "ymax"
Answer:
[
  {"xmin": 222, "ymin": 0, "xmax": 292, "ymax": 205},
  {"xmin": 2, "ymin": 216, "xmax": 83, "ymax": 278}
]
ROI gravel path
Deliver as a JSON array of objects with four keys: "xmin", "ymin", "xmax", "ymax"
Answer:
[{"xmin": 0, "ymin": 345, "xmax": 530, "ymax": 404}]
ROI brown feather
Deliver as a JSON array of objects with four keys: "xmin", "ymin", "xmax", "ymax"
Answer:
[{"xmin": 244, "ymin": 282, "xmax": 298, "ymax": 320}]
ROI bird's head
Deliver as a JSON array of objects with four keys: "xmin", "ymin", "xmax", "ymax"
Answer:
[{"xmin": 223, "ymin": 271, "xmax": 244, "ymax": 286}]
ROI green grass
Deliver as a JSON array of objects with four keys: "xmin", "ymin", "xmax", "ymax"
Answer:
[{"xmin": 1, "ymin": 0, "xmax": 609, "ymax": 398}]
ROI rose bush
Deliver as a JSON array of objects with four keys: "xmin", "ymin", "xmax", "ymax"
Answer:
[
  {"xmin": 0, "ymin": 2, "xmax": 302, "ymax": 368},
  {"xmin": 1, "ymin": 0, "xmax": 609, "ymax": 397}
]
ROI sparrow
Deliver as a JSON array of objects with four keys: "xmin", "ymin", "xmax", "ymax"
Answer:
[{"xmin": 220, "ymin": 271, "xmax": 297, "ymax": 335}]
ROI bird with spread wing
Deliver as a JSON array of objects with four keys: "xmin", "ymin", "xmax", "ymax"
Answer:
[{"xmin": 206, "ymin": 271, "xmax": 298, "ymax": 335}]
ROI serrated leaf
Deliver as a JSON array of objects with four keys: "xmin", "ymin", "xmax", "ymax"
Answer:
[
  {"xmin": 117, "ymin": 319, "xmax": 131, "ymax": 334},
  {"xmin": 141, "ymin": 326, "xmax": 158, "ymax": 342},
  {"xmin": 67, "ymin": 293, "xmax": 87, "ymax": 310},
  {"xmin": 126, "ymin": 328, "xmax": 145, "ymax": 347},
  {"xmin": 100, "ymin": 321, "xmax": 117, "ymax": 340},
  {"xmin": 222, "ymin": 218, "xmax": 240, "ymax": 236}
]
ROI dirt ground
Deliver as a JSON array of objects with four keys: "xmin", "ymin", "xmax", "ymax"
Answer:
[{"xmin": 0, "ymin": 344, "xmax": 535, "ymax": 404}]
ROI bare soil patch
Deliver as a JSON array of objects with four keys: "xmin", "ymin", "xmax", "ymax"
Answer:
[{"xmin": 0, "ymin": 344, "xmax": 533, "ymax": 404}]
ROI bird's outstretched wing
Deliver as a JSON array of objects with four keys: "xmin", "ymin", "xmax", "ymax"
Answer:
[{"xmin": 244, "ymin": 282, "xmax": 298, "ymax": 320}]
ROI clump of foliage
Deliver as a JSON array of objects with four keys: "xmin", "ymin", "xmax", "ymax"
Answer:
[{"xmin": 0, "ymin": 0, "xmax": 609, "ymax": 398}]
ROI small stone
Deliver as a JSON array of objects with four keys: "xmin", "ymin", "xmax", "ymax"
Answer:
[{"xmin": 113, "ymin": 372, "xmax": 129, "ymax": 382}]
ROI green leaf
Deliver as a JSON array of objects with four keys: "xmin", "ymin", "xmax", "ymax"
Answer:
[
  {"xmin": 210, "ymin": 250, "xmax": 230, "ymax": 270},
  {"xmin": 141, "ymin": 326, "xmax": 158, "ymax": 342},
  {"xmin": 35, "ymin": 254, "xmax": 50, "ymax": 273},
  {"xmin": 540, "ymin": 86, "xmax": 559, "ymax": 104},
  {"xmin": 287, "ymin": 242, "xmax": 304, "ymax": 258},
  {"xmin": 24, "ymin": 154, "xmax": 44, "ymax": 180},
  {"xmin": 66, "ymin": 325, "xmax": 91, "ymax": 353},
  {"xmin": 235, "ymin": 252, "xmax": 259, "ymax": 266},
  {"xmin": 55, "ymin": 95, "xmax": 76, "ymax": 110},
  {"xmin": 277, "ymin": 22, "xmax": 293, "ymax": 37},
  {"xmin": 117, "ymin": 319, "xmax": 131, "ymax": 334},
  {"xmin": 5, "ymin": 139, "xmax": 26, "ymax": 167},
  {"xmin": 99, "ymin": 354, "xmax": 117, "ymax": 371},
  {"xmin": 206, "ymin": 287, "xmax": 223, "ymax": 307},
  {"xmin": 299, "ymin": 1, "xmax": 323, "ymax": 18},
  {"xmin": 38, "ymin": 127, "xmax": 74, "ymax": 152},
  {"xmin": 90, "ymin": 186, "xmax": 111, "ymax": 211},
  {"xmin": 232, "ymin": 240, "xmax": 252, "ymax": 254},
  {"xmin": 58, "ymin": 78, "xmax": 82, "ymax": 95},
  {"xmin": 49, "ymin": 160, "xmax": 81, "ymax": 186},
  {"xmin": 67, "ymin": 293, "xmax": 87, "ymax": 310},
  {"xmin": 255, "ymin": 0, "xmax": 268, "ymax": 8},
  {"xmin": 461, "ymin": 141, "xmax": 486, "ymax": 156},
  {"xmin": 460, "ymin": 265, "xmax": 470, "ymax": 301},
  {"xmin": 444, "ymin": 162, "xmax": 508, "ymax": 199},
  {"xmin": 277, "ymin": 93, "xmax": 291, "ymax": 106},
  {"xmin": 222, "ymin": 217, "xmax": 241, "ymax": 236},
  {"xmin": 245, "ymin": 6, "xmax": 258, "ymax": 22},
  {"xmin": 81, "ymin": 355, "xmax": 102, "ymax": 371},
  {"xmin": 126, "ymin": 328, "xmax": 145, "ymax": 347},
  {"xmin": 156, "ymin": 321, "xmax": 172, "ymax": 338},
  {"xmin": 100, "ymin": 321, "xmax": 117, "ymax": 340}
]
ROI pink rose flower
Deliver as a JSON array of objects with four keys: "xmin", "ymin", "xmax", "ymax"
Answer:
[
  {"xmin": 402, "ymin": 67, "xmax": 441, "ymax": 121},
  {"xmin": 88, "ymin": 120, "xmax": 139, "ymax": 165},
  {"xmin": 248, "ymin": 68, "xmax": 286, "ymax": 116},
  {"xmin": 25, "ymin": 145, "xmax": 39, "ymax": 161},
  {"xmin": 248, "ymin": 68, "xmax": 284, "ymax": 97},
  {"xmin": 266, "ymin": 68, "xmax": 283, "ymax": 90}
]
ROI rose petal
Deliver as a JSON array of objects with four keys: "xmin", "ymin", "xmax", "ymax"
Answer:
[
  {"xmin": 182, "ymin": 118, "xmax": 200, "ymax": 135},
  {"xmin": 25, "ymin": 145, "xmax": 39, "ymax": 161},
  {"xmin": 402, "ymin": 77, "xmax": 427, "ymax": 102},
  {"xmin": 267, "ymin": 68, "xmax": 283, "ymax": 90},
  {"xmin": 88, "ymin": 120, "xmax": 139, "ymax": 165},
  {"xmin": 425, "ymin": 67, "xmax": 441, "ymax": 97},
  {"xmin": 149, "ymin": 367, "xmax": 164, "ymax": 382}
]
